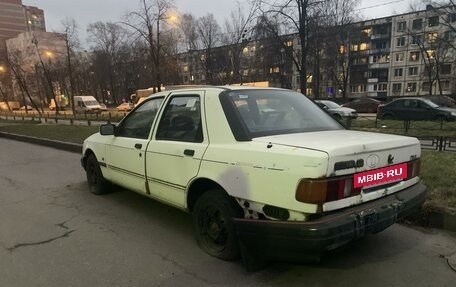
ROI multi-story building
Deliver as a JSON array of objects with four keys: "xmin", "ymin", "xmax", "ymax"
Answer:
[
  {"xmin": 0, "ymin": 0, "xmax": 45, "ymax": 56},
  {"xmin": 173, "ymin": 5, "xmax": 455, "ymax": 100}
]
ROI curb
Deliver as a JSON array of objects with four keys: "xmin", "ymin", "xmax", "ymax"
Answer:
[
  {"xmin": 1, "ymin": 130, "xmax": 455, "ymax": 232},
  {"xmin": 0, "ymin": 131, "xmax": 82, "ymax": 154}
]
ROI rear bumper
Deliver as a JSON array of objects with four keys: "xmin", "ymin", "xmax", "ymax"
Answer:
[{"xmin": 234, "ymin": 181, "xmax": 427, "ymax": 261}]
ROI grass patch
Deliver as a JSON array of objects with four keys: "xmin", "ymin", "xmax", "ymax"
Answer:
[
  {"xmin": 421, "ymin": 150, "xmax": 456, "ymax": 208},
  {"xmin": 0, "ymin": 123, "xmax": 98, "ymax": 144}
]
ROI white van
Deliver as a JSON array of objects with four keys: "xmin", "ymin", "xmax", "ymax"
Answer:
[{"xmin": 74, "ymin": 96, "xmax": 101, "ymax": 113}]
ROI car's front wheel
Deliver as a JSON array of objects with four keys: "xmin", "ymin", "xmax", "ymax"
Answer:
[
  {"xmin": 192, "ymin": 190, "xmax": 243, "ymax": 260},
  {"xmin": 85, "ymin": 153, "xmax": 111, "ymax": 195}
]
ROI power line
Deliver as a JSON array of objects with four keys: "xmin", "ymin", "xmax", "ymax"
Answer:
[{"xmin": 355, "ymin": 0, "xmax": 405, "ymax": 13}]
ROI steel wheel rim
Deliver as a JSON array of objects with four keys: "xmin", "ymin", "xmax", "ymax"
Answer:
[{"xmin": 198, "ymin": 205, "xmax": 228, "ymax": 253}]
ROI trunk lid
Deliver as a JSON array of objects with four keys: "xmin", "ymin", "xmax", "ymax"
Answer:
[{"xmin": 253, "ymin": 130, "xmax": 421, "ymax": 177}]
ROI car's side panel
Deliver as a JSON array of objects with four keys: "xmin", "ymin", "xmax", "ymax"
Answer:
[
  {"xmin": 198, "ymin": 142, "xmax": 328, "ymax": 214},
  {"xmin": 104, "ymin": 136, "xmax": 149, "ymax": 193}
]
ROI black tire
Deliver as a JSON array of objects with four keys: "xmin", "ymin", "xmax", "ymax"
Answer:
[
  {"xmin": 192, "ymin": 190, "xmax": 243, "ymax": 260},
  {"xmin": 85, "ymin": 153, "xmax": 111, "ymax": 195}
]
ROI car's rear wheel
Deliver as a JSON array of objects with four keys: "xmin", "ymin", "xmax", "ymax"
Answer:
[
  {"xmin": 85, "ymin": 153, "xmax": 111, "ymax": 195},
  {"xmin": 192, "ymin": 190, "xmax": 243, "ymax": 260}
]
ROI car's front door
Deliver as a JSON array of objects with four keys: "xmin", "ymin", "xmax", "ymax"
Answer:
[
  {"xmin": 104, "ymin": 97, "xmax": 163, "ymax": 193},
  {"xmin": 146, "ymin": 92, "xmax": 208, "ymax": 208}
]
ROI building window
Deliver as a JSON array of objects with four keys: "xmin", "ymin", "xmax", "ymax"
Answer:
[
  {"xmin": 449, "ymin": 13, "xmax": 456, "ymax": 23},
  {"xmin": 359, "ymin": 43, "xmax": 369, "ymax": 50},
  {"xmin": 428, "ymin": 16, "xmax": 439, "ymax": 27},
  {"xmin": 396, "ymin": 37, "xmax": 406, "ymax": 47},
  {"xmin": 339, "ymin": 45, "xmax": 347, "ymax": 54},
  {"xmin": 397, "ymin": 21, "xmax": 406, "ymax": 32},
  {"xmin": 361, "ymin": 28, "xmax": 371, "ymax": 36},
  {"xmin": 411, "ymin": 34, "xmax": 423, "ymax": 45},
  {"xmin": 412, "ymin": 18, "xmax": 423, "ymax": 30},
  {"xmin": 375, "ymin": 41, "xmax": 387, "ymax": 49},
  {"xmin": 427, "ymin": 32, "xmax": 438, "ymax": 43},
  {"xmin": 373, "ymin": 83, "xmax": 387, "ymax": 91},
  {"xmin": 395, "ymin": 53, "xmax": 404, "ymax": 62},
  {"xmin": 422, "ymin": 82, "xmax": 431, "ymax": 92},
  {"xmin": 394, "ymin": 68, "xmax": 403, "ymax": 77},
  {"xmin": 406, "ymin": 82, "xmax": 417, "ymax": 92},
  {"xmin": 392, "ymin": 83, "xmax": 402, "ymax": 92},
  {"xmin": 426, "ymin": 49, "xmax": 436, "ymax": 59},
  {"xmin": 441, "ymin": 81, "xmax": 450, "ymax": 91},
  {"xmin": 372, "ymin": 54, "xmax": 389, "ymax": 63},
  {"xmin": 409, "ymin": 51, "xmax": 420, "ymax": 61},
  {"xmin": 183, "ymin": 65, "xmax": 188, "ymax": 72},
  {"xmin": 441, "ymin": 64, "xmax": 451, "ymax": 74},
  {"xmin": 409, "ymin": 66, "xmax": 418, "ymax": 76}
]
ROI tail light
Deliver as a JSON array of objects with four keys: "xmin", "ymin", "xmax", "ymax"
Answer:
[
  {"xmin": 296, "ymin": 176, "xmax": 362, "ymax": 205},
  {"xmin": 296, "ymin": 159, "xmax": 421, "ymax": 206}
]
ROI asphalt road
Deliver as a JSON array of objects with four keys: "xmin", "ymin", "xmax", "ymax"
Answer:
[{"xmin": 1, "ymin": 138, "xmax": 455, "ymax": 287}]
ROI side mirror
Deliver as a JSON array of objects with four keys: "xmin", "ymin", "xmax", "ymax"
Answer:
[{"xmin": 100, "ymin": 124, "xmax": 115, "ymax": 136}]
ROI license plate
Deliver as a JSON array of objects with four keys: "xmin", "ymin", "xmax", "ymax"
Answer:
[{"xmin": 354, "ymin": 163, "xmax": 408, "ymax": 188}]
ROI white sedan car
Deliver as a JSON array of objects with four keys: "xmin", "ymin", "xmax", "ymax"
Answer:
[
  {"xmin": 81, "ymin": 86, "xmax": 426, "ymax": 267},
  {"xmin": 316, "ymin": 100, "xmax": 358, "ymax": 119}
]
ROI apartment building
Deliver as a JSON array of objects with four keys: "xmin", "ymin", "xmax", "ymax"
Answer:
[
  {"xmin": 0, "ymin": 0, "xmax": 45, "ymax": 56},
  {"xmin": 174, "ymin": 5, "xmax": 455, "ymax": 100}
]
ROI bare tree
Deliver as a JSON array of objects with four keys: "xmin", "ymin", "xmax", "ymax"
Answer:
[
  {"xmin": 60, "ymin": 18, "xmax": 80, "ymax": 113},
  {"xmin": 256, "ymin": 0, "xmax": 321, "ymax": 94},
  {"xmin": 123, "ymin": 0, "xmax": 176, "ymax": 92},
  {"xmin": 6, "ymin": 51, "xmax": 41, "ymax": 115},
  {"xmin": 197, "ymin": 14, "xmax": 221, "ymax": 84},
  {"xmin": 87, "ymin": 21, "xmax": 128, "ymax": 104},
  {"xmin": 221, "ymin": 3, "xmax": 257, "ymax": 84},
  {"xmin": 179, "ymin": 13, "xmax": 199, "ymax": 51}
]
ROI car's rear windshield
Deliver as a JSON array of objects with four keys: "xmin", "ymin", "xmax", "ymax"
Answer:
[{"xmin": 221, "ymin": 89, "xmax": 343, "ymax": 138}]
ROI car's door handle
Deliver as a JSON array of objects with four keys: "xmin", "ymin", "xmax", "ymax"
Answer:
[
  {"xmin": 134, "ymin": 143, "xmax": 142, "ymax": 149},
  {"xmin": 183, "ymin": 149, "xmax": 195, "ymax": 156}
]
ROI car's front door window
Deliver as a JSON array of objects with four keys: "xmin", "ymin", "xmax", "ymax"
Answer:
[{"xmin": 116, "ymin": 98, "xmax": 164, "ymax": 139}]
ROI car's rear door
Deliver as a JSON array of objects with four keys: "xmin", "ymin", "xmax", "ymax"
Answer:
[
  {"xmin": 146, "ymin": 91, "xmax": 208, "ymax": 208},
  {"xmin": 104, "ymin": 97, "xmax": 163, "ymax": 193}
]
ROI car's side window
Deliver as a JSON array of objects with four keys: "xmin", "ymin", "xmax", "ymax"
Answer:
[
  {"xmin": 156, "ymin": 96, "xmax": 203, "ymax": 142},
  {"xmin": 115, "ymin": 98, "xmax": 164, "ymax": 139}
]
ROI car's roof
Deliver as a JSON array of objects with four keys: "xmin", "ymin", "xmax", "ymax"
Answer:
[{"xmin": 148, "ymin": 85, "xmax": 288, "ymax": 98}]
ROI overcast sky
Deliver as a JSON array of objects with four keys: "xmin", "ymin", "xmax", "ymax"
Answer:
[{"xmin": 22, "ymin": 0, "xmax": 414, "ymax": 41}]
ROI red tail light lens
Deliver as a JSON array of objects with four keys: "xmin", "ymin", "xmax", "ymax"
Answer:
[{"xmin": 296, "ymin": 176, "xmax": 361, "ymax": 205}]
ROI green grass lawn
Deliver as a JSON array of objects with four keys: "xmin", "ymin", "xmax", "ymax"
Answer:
[
  {"xmin": 0, "ymin": 123, "xmax": 98, "ymax": 144},
  {"xmin": 0, "ymin": 121, "xmax": 455, "ymax": 209}
]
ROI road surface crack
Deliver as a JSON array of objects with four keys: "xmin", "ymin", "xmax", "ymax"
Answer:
[{"xmin": 7, "ymin": 230, "xmax": 75, "ymax": 252}]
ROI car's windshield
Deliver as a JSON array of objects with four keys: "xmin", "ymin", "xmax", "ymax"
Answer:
[
  {"xmin": 85, "ymin": 100, "xmax": 99, "ymax": 106},
  {"xmin": 421, "ymin": 98, "xmax": 439, "ymax": 108},
  {"xmin": 322, "ymin": 101, "xmax": 341, "ymax": 109},
  {"xmin": 223, "ymin": 89, "xmax": 343, "ymax": 138}
]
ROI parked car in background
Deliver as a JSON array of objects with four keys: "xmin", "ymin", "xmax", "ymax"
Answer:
[
  {"xmin": 341, "ymin": 97, "xmax": 382, "ymax": 113},
  {"xmin": 315, "ymin": 100, "xmax": 357, "ymax": 119},
  {"xmin": 99, "ymin": 103, "xmax": 107, "ymax": 111},
  {"xmin": 74, "ymin": 96, "xmax": 102, "ymax": 113},
  {"xmin": 377, "ymin": 97, "xmax": 456, "ymax": 121},
  {"xmin": 424, "ymin": 95, "xmax": 456, "ymax": 108},
  {"xmin": 116, "ymin": 102, "xmax": 134, "ymax": 112},
  {"xmin": 82, "ymin": 86, "xmax": 426, "ymax": 267},
  {"xmin": 20, "ymin": 105, "xmax": 33, "ymax": 111}
]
